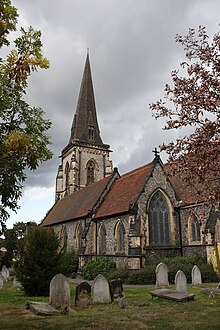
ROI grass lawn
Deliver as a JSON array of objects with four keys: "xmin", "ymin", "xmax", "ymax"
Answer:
[{"xmin": 0, "ymin": 281, "xmax": 220, "ymax": 329}]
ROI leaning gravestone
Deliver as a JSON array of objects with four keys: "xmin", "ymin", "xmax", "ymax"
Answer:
[
  {"xmin": 109, "ymin": 279, "xmax": 123, "ymax": 301},
  {"xmin": 175, "ymin": 270, "xmax": 188, "ymax": 293},
  {"xmin": 0, "ymin": 273, "xmax": 4, "ymax": 290},
  {"xmin": 49, "ymin": 274, "xmax": 70, "ymax": 309},
  {"xmin": 191, "ymin": 265, "xmax": 202, "ymax": 285},
  {"xmin": 92, "ymin": 274, "xmax": 111, "ymax": 304},
  {"xmin": 75, "ymin": 281, "xmax": 91, "ymax": 307},
  {"xmin": 156, "ymin": 262, "xmax": 169, "ymax": 289}
]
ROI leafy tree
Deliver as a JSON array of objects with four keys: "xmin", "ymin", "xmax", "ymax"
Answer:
[
  {"xmin": 14, "ymin": 227, "xmax": 60, "ymax": 296},
  {"xmin": 150, "ymin": 26, "xmax": 219, "ymax": 205},
  {"xmin": 0, "ymin": 221, "xmax": 37, "ymax": 268},
  {"xmin": 0, "ymin": 1, "xmax": 52, "ymax": 229}
]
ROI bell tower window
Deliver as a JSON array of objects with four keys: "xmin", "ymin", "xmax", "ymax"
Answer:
[
  {"xmin": 88, "ymin": 125, "xmax": 94, "ymax": 140},
  {"xmin": 87, "ymin": 160, "xmax": 95, "ymax": 185}
]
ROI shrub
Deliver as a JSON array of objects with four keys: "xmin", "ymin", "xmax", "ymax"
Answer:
[
  {"xmin": 126, "ymin": 266, "xmax": 156, "ymax": 285},
  {"xmin": 103, "ymin": 256, "xmax": 219, "ymax": 285},
  {"xmin": 104, "ymin": 267, "xmax": 131, "ymax": 283},
  {"xmin": 14, "ymin": 227, "xmax": 60, "ymax": 296},
  {"xmin": 83, "ymin": 258, "xmax": 116, "ymax": 280},
  {"xmin": 58, "ymin": 250, "xmax": 78, "ymax": 278}
]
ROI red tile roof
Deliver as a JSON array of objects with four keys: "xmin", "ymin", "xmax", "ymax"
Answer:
[
  {"xmin": 41, "ymin": 175, "xmax": 114, "ymax": 226},
  {"xmin": 94, "ymin": 161, "xmax": 155, "ymax": 219}
]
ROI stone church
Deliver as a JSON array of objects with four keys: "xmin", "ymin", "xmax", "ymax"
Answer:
[{"xmin": 41, "ymin": 54, "xmax": 220, "ymax": 271}]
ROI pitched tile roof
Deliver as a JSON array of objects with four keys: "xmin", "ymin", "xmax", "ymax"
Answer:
[
  {"xmin": 94, "ymin": 161, "xmax": 155, "ymax": 219},
  {"xmin": 41, "ymin": 175, "xmax": 114, "ymax": 226}
]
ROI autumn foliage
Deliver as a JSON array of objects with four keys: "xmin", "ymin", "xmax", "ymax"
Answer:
[{"xmin": 150, "ymin": 26, "xmax": 220, "ymax": 205}]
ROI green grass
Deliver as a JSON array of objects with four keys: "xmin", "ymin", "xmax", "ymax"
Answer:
[{"xmin": 0, "ymin": 281, "xmax": 220, "ymax": 329}]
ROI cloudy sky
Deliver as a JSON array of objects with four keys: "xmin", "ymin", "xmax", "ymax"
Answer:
[{"xmin": 7, "ymin": 0, "xmax": 220, "ymax": 227}]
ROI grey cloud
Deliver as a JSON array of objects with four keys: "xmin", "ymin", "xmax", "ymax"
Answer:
[{"xmin": 12, "ymin": 0, "xmax": 220, "ymax": 190}]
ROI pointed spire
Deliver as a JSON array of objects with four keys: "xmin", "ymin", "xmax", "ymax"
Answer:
[{"xmin": 69, "ymin": 53, "xmax": 103, "ymax": 145}]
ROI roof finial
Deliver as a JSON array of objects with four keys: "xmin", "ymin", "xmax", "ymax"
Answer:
[
  {"xmin": 87, "ymin": 47, "xmax": 89, "ymax": 55},
  {"xmin": 152, "ymin": 147, "xmax": 160, "ymax": 159}
]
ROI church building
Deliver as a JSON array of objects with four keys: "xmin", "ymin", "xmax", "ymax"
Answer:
[{"xmin": 41, "ymin": 54, "xmax": 220, "ymax": 271}]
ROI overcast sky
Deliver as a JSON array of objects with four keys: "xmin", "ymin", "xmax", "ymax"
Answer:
[{"xmin": 7, "ymin": 0, "xmax": 220, "ymax": 227}]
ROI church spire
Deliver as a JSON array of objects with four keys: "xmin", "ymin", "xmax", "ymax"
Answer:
[{"xmin": 69, "ymin": 53, "xmax": 103, "ymax": 145}]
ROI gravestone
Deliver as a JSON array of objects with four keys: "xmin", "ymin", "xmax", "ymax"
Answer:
[
  {"xmin": 175, "ymin": 270, "xmax": 188, "ymax": 293},
  {"xmin": 191, "ymin": 265, "xmax": 202, "ymax": 285},
  {"xmin": 156, "ymin": 262, "xmax": 169, "ymax": 289},
  {"xmin": 92, "ymin": 274, "xmax": 111, "ymax": 304},
  {"xmin": 49, "ymin": 274, "xmax": 70, "ymax": 309},
  {"xmin": 0, "ymin": 273, "xmax": 4, "ymax": 290},
  {"xmin": 118, "ymin": 296, "xmax": 128, "ymax": 308},
  {"xmin": 75, "ymin": 281, "xmax": 91, "ymax": 307},
  {"xmin": 109, "ymin": 279, "xmax": 123, "ymax": 301},
  {"xmin": 26, "ymin": 301, "xmax": 60, "ymax": 316},
  {"xmin": 13, "ymin": 276, "xmax": 23, "ymax": 290},
  {"xmin": 1, "ymin": 265, "xmax": 9, "ymax": 281}
]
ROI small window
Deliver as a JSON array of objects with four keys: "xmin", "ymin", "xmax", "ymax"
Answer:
[
  {"xmin": 88, "ymin": 125, "xmax": 94, "ymax": 140},
  {"xmin": 98, "ymin": 224, "xmax": 106, "ymax": 255},
  {"xmin": 87, "ymin": 160, "xmax": 95, "ymax": 185},
  {"xmin": 59, "ymin": 225, "xmax": 67, "ymax": 252},
  {"xmin": 75, "ymin": 223, "xmax": 82, "ymax": 253},
  {"xmin": 115, "ymin": 222, "xmax": 125, "ymax": 254},
  {"xmin": 191, "ymin": 215, "xmax": 201, "ymax": 241},
  {"xmin": 65, "ymin": 162, "xmax": 70, "ymax": 195}
]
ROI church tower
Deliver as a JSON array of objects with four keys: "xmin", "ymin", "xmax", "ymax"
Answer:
[{"xmin": 56, "ymin": 54, "xmax": 113, "ymax": 200}]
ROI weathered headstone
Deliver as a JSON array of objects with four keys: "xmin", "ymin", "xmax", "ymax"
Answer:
[
  {"xmin": 156, "ymin": 262, "xmax": 169, "ymax": 289},
  {"xmin": 49, "ymin": 274, "xmax": 70, "ymax": 309},
  {"xmin": 0, "ymin": 273, "xmax": 4, "ymax": 290},
  {"xmin": 175, "ymin": 270, "xmax": 188, "ymax": 293},
  {"xmin": 118, "ymin": 296, "xmax": 128, "ymax": 308},
  {"xmin": 75, "ymin": 281, "xmax": 91, "ymax": 307},
  {"xmin": 13, "ymin": 276, "xmax": 23, "ymax": 290},
  {"xmin": 109, "ymin": 279, "xmax": 123, "ymax": 301},
  {"xmin": 92, "ymin": 274, "xmax": 111, "ymax": 304},
  {"xmin": 1, "ymin": 265, "xmax": 9, "ymax": 281},
  {"xmin": 26, "ymin": 301, "xmax": 60, "ymax": 316},
  {"xmin": 191, "ymin": 265, "xmax": 202, "ymax": 285}
]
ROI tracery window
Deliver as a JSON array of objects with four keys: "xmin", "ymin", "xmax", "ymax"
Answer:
[
  {"xmin": 148, "ymin": 191, "xmax": 170, "ymax": 246},
  {"xmin": 191, "ymin": 215, "xmax": 201, "ymax": 241},
  {"xmin": 98, "ymin": 224, "xmax": 106, "ymax": 255},
  {"xmin": 87, "ymin": 160, "xmax": 95, "ymax": 185}
]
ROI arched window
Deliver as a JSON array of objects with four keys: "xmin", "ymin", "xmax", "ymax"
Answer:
[
  {"xmin": 115, "ymin": 222, "xmax": 125, "ymax": 254},
  {"xmin": 87, "ymin": 160, "xmax": 95, "ymax": 185},
  {"xmin": 59, "ymin": 224, "xmax": 67, "ymax": 252},
  {"xmin": 75, "ymin": 223, "xmax": 82, "ymax": 253},
  {"xmin": 98, "ymin": 224, "xmax": 106, "ymax": 255},
  {"xmin": 148, "ymin": 191, "xmax": 170, "ymax": 246},
  {"xmin": 191, "ymin": 215, "xmax": 201, "ymax": 241},
  {"xmin": 65, "ymin": 162, "xmax": 70, "ymax": 195}
]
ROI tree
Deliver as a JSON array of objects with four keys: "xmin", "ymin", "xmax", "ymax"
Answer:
[
  {"xmin": 0, "ymin": 221, "xmax": 37, "ymax": 268},
  {"xmin": 150, "ymin": 26, "xmax": 220, "ymax": 205},
  {"xmin": 0, "ymin": 1, "xmax": 52, "ymax": 229},
  {"xmin": 14, "ymin": 227, "xmax": 60, "ymax": 296}
]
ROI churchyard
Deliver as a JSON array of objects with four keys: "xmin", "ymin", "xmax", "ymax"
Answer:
[{"xmin": 0, "ymin": 278, "xmax": 220, "ymax": 329}]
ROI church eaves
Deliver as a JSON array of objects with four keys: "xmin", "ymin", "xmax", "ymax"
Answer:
[{"xmin": 68, "ymin": 53, "xmax": 104, "ymax": 148}]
